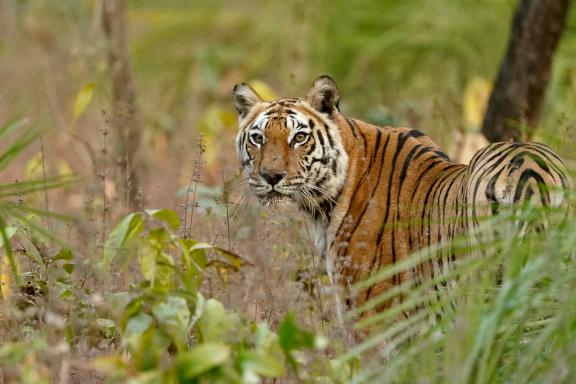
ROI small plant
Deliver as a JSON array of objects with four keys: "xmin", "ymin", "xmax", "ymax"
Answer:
[{"xmin": 93, "ymin": 209, "xmax": 328, "ymax": 383}]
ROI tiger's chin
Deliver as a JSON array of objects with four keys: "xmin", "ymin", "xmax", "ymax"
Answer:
[{"xmin": 256, "ymin": 191, "xmax": 292, "ymax": 208}]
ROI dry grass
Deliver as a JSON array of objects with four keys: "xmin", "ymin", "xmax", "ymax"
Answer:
[{"xmin": 1, "ymin": 1, "xmax": 575, "ymax": 382}]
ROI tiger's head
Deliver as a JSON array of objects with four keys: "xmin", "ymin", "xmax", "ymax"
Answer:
[{"xmin": 233, "ymin": 76, "xmax": 348, "ymax": 218}]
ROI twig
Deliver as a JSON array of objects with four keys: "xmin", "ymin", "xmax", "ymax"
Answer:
[
  {"xmin": 185, "ymin": 136, "xmax": 205, "ymax": 238},
  {"xmin": 100, "ymin": 114, "xmax": 110, "ymax": 254},
  {"xmin": 221, "ymin": 169, "xmax": 231, "ymax": 252}
]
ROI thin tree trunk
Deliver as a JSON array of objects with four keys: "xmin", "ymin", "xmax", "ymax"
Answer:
[
  {"xmin": 482, "ymin": 0, "xmax": 572, "ymax": 142},
  {"xmin": 102, "ymin": 0, "xmax": 142, "ymax": 210}
]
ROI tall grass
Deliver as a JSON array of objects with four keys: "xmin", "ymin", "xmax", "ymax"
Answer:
[{"xmin": 338, "ymin": 203, "xmax": 576, "ymax": 383}]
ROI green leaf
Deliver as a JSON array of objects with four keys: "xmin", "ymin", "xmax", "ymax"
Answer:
[
  {"xmin": 278, "ymin": 313, "xmax": 315, "ymax": 353},
  {"xmin": 176, "ymin": 343, "xmax": 231, "ymax": 379},
  {"xmin": 125, "ymin": 313, "xmax": 153, "ymax": 336},
  {"xmin": 197, "ymin": 298, "xmax": 241, "ymax": 343},
  {"xmin": 145, "ymin": 208, "xmax": 181, "ymax": 231},
  {"xmin": 73, "ymin": 82, "xmax": 95, "ymax": 120},
  {"xmin": 153, "ymin": 296, "xmax": 190, "ymax": 329},
  {"xmin": 138, "ymin": 229, "xmax": 175, "ymax": 292},
  {"xmin": 103, "ymin": 213, "xmax": 144, "ymax": 269},
  {"xmin": 122, "ymin": 312, "xmax": 153, "ymax": 349},
  {"xmin": 62, "ymin": 263, "xmax": 75, "ymax": 274},
  {"xmin": 52, "ymin": 248, "xmax": 74, "ymax": 260},
  {"xmin": 188, "ymin": 242, "xmax": 251, "ymax": 271},
  {"xmin": 152, "ymin": 296, "xmax": 191, "ymax": 349},
  {"xmin": 278, "ymin": 313, "xmax": 317, "ymax": 374},
  {"xmin": 179, "ymin": 239, "xmax": 208, "ymax": 292},
  {"xmin": 238, "ymin": 350, "xmax": 285, "ymax": 378},
  {"xmin": 212, "ymin": 245, "xmax": 252, "ymax": 270}
]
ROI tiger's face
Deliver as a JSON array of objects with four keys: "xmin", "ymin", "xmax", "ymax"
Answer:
[{"xmin": 233, "ymin": 76, "xmax": 348, "ymax": 216}]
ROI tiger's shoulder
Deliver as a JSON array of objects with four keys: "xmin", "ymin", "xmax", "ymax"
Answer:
[{"xmin": 339, "ymin": 116, "xmax": 451, "ymax": 162}]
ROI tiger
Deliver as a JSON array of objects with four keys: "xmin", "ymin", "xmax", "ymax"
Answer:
[{"xmin": 232, "ymin": 75, "xmax": 573, "ymax": 313}]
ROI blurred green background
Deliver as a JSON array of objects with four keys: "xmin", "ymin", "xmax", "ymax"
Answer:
[
  {"xmin": 1, "ymin": 2, "xmax": 576, "ymax": 381},
  {"xmin": 1, "ymin": 0, "xmax": 574, "ymax": 198}
]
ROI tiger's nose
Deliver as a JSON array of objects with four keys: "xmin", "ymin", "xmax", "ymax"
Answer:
[{"xmin": 260, "ymin": 169, "xmax": 287, "ymax": 186}]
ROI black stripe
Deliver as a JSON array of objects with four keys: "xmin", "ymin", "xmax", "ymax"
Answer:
[
  {"xmin": 346, "ymin": 118, "xmax": 359, "ymax": 139},
  {"xmin": 408, "ymin": 129, "xmax": 425, "ymax": 138},
  {"xmin": 324, "ymin": 124, "xmax": 336, "ymax": 148},
  {"xmin": 337, "ymin": 134, "xmax": 391, "ymax": 259},
  {"xmin": 513, "ymin": 169, "xmax": 547, "ymax": 205}
]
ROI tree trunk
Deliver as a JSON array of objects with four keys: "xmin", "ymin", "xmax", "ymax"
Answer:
[
  {"xmin": 481, "ymin": 0, "xmax": 572, "ymax": 142},
  {"xmin": 102, "ymin": 0, "xmax": 142, "ymax": 210}
]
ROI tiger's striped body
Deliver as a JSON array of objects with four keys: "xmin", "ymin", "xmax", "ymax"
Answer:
[{"xmin": 233, "ymin": 76, "xmax": 572, "ymax": 310}]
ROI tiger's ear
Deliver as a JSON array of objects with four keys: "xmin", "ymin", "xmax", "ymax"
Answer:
[
  {"xmin": 232, "ymin": 83, "xmax": 262, "ymax": 118},
  {"xmin": 306, "ymin": 75, "xmax": 340, "ymax": 116}
]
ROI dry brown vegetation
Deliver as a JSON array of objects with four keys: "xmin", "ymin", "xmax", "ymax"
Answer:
[{"xmin": 1, "ymin": 1, "xmax": 576, "ymax": 383}]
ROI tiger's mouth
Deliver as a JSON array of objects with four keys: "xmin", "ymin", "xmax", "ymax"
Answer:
[{"xmin": 257, "ymin": 190, "xmax": 292, "ymax": 207}]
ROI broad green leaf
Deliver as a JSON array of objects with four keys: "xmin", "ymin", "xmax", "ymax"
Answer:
[
  {"xmin": 178, "ymin": 238, "xmax": 206, "ymax": 292},
  {"xmin": 253, "ymin": 323, "xmax": 281, "ymax": 354},
  {"xmin": 125, "ymin": 313, "xmax": 153, "ymax": 336},
  {"xmin": 176, "ymin": 343, "xmax": 231, "ymax": 379},
  {"xmin": 103, "ymin": 213, "xmax": 144, "ymax": 269},
  {"xmin": 73, "ymin": 82, "xmax": 95, "ymax": 120},
  {"xmin": 190, "ymin": 292, "xmax": 205, "ymax": 328},
  {"xmin": 145, "ymin": 208, "xmax": 180, "ymax": 231},
  {"xmin": 138, "ymin": 229, "xmax": 175, "ymax": 292},
  {"xmin": 52, "ymin": 248, "xmax": 74, "ymax": 260},
  {"xmin": 62, "ymin": 263, "xmax": 75, "ymax": 274},
  {"xmin": 122, "ymin": 312, "xmax": 153, "ymax": 349},
  {"xmin": 153, "ymin": 296, "xmax": 190, "ymax": 329},
  {"xmin": 189, "ymin": 242, "xmax": 251, "ymax": 270},
  {"xmin": 139, "ymin": 236, "xmax": 158, "ymax": 282},
  {"xmin": 278, "ymin": 313, "xmax": 315, "ymax": 353},
  {"xmin": 197, "ymin": 298, "xmax": 241, "ymax": 343},
  {"xmin": 238, "ymin": 350, "xmax": 285, "ymax": 378},
  {"xmin": 152, "ymin": 296, "xmax": 190, "ymax": 348},
  {"xmin": 212, "ymin": 246, "xmax": 252, "ymax": 270}
]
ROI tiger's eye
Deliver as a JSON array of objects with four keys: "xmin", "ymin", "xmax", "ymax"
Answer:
[
  {"xmin": 293, "ymin": 132, "xmax": 308, "ymax": 144},
  {"xmin": 251, "ymin": 133, "xmax": 264, "ymax": 145}
]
